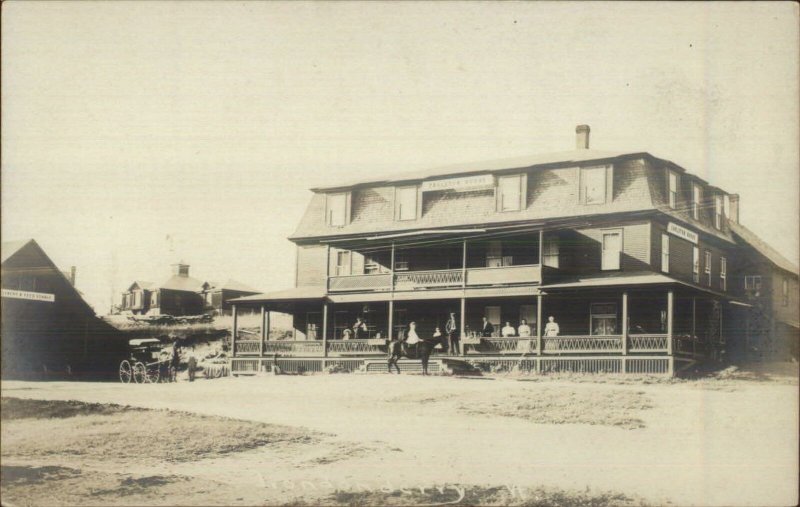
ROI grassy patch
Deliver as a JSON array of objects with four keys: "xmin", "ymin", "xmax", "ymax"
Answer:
[
  {"xmin": 292, "ymin": 484, "xmax": 649, "ymax": 506},
  {"xmin": 2, "ymin": 397, "xmax": 319, "ymax": 464},
  {"xmin": 458, "ymin": 387, "xmax": 653, "ymax": 430},
  {"xmin": 1, "ymin": 397, "xmax": 139, "ymax": 420}
]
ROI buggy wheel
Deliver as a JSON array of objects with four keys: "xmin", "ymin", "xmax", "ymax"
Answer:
[
  {"xmin": 133, "ymin": 362, "xmax": 146, "ymax": 384},
  {"xmin": 146, "ymin": 365, "xmax": 160, "ymax": 384},
  {"xmin": 119, "ymin": 360, "xmax": 132, "ymax": 384}
]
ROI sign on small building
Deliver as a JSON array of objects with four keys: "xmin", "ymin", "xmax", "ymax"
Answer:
[{"xmin": 2, "ymin": 289, "xmax": 55, "ymax": 303}]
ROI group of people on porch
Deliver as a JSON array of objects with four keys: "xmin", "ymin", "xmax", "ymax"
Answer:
[{"xmin": 339, "ymin": 313, "xmax": 561, "ymax": 356}]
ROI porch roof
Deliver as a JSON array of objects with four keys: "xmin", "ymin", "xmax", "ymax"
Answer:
[
  {"xmin": 540, "ymin": 272, "xmax": 741, "ymax": 300},
  {"xmin": 229, "ymin": 286, "xmax": 326, "ymax": 306}
]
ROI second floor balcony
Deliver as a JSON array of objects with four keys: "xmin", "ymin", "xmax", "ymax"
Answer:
[{"xmin": 327, "ymin": 232, "xmax": 542, "ymax": 293}]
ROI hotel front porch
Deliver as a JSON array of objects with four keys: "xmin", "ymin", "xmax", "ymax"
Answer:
[{"xmin": 228, "ymin": 275, "xmax": 744, "ymax": 376}]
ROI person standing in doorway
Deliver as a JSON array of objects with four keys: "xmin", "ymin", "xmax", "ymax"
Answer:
[
  {"xmin": 518, "ymin": 319, "xmax": 532, "ymax": 337},
  {"xmin": 445, "ymin": 312, "xmax": 459, "ymax": 356},
  {"xmin": 544, "ymin": 316, "xmax": 560, "ymax": 337},
  {"xmin": 481, "ymin": 317, "xmax": 495, "ymax": 337},
  {"xmin": 353, "ymin": 317, "xmax": 368, "ymax": 340}
]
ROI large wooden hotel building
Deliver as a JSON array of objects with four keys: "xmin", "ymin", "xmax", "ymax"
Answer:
[{"xmin": 229, "ymin": 126, "xmax": 798, "ymax": 375}]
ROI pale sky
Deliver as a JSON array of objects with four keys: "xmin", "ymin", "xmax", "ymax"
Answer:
[{"xmin": 3, "ymin": 1, "xmax": 798, "ymax": 312}]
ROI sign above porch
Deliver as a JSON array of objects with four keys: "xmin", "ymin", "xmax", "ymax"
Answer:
[
  {"xmin": 421, "ymin": 174, "xmax": 494, "ymax": 193},
  {"xmin": 667, "ymin": 222, "xmax": 699, "ymax": 244}
]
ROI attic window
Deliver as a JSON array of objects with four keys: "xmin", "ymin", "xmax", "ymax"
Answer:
[
  {"xmin": 580, "ymin": 165, "xmax": 612, "ymax": 205},
  {"xmin": 497, "ymin": 174, "xmax": 526, "ymax": 212},
  {"xmin": 692, "ymin": 183, "xmax": 702, "ymax": 220},
  {"xmin": 668, "ymin": 171, "xmax": 679, "ymax": 209},
  {"xmin": 395, "ymin": 186, "xmax": 418, "ymax": 221},
  {"xmin": 326, "ymin": 192, "xmax": 349, "ymax": 227}
]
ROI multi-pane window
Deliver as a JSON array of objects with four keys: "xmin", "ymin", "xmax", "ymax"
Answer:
[
  {"xmin": 668, "ymin": 171, "xmax": 678, "ymax": 209},
  {"xmin": 543, "ymin": 238, "xmax": 559, "ymax": 268},
  {"xmin": 580, "ymin": 166, "xmax": 609, "ymax": 205},
  {"xmin": 497, "ymin": 174, "xmax": 523, "ymax": 212},
  {"xmin": 335, "ymin": 251, "xmax": 351, "ymax": 276},
  {"xmin": 714, "ymin": 195, "xmax": 724, "ymax": 229},
  {"xmin": 705, "ymin": 250, "xmax": 712, "ymax": 286},
  {"xmin": 745, "ymin": 275, "xmax": 762, "ymax": 291},
  {"xmin": 692, "ymin": 246, "xmax": 700, "ymax": 283},
  {"xmin": 783, "ymin": 278, "xmax": 789, "ymax": 306},
  {"xmin": 590, "ymin": 303, "xmax": 618, "ymax": 335},
  {"xmin": 601, "ymin": 230, "xmax": 622, "ymax": 270},
  {"xmin": 692, "ymin": 184, "xmax": 702, "ymax": 220},
  {"xmin": 720, "ymin": 257, "xmax": 727, "ymax": 291},
  {"xmin": 396, "ymin": 186, "xmax": 418, "ymax": 221},
  {"xmin": 327, "ymin": 193, "xmax": 348, "ymax": 226},
  {"xmin": 661, "ymin": 234, "xmax": 670, "ymax": 273}
]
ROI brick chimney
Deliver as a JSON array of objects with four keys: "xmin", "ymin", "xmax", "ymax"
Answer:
[
  {"xmin": 172, "ymin": 262, "xmax": 190, "ymax": 277},
  {"xmin": 576, "ymin": 124, "xmax": 590, "ymax": 150},
  {"xmin": 728, "ymin": 194, "xmax": 740, "ymax": 224}
]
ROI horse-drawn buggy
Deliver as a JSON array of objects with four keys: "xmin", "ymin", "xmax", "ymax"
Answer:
[{"xmin": 119, "ymin": 338, "xmax": 168, "ymax": 384}]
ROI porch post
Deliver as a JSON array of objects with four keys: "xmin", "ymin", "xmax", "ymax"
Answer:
[
  {"xmin": 231, "ymin": 304, "xmax": 238, "ymax": 357},
  {"xmin": 462, "ymin": 239, "xmax": 467, "ymax": 288},
  {"xmin": 322, "ymin": 303, "xmax": 329, "ymax": 358},
  {"xmin": 536, "ymin": 293, "xmax": 543, "ymax": 355},
  {"xmin": 260, "ymin": 305, "xmax": 267, "ymax": 357},
  {"xmin": 459, "ymin": 297, "xmax": 466, "ymax": 356},
  {"xmin": 667, "ymin": 290, "xmax": 674, "ymax": 356},
  {"xmin": 388, "ymin": 300, "xmax": 394, "ymax": 341},
  {"xmin": 390, "ymin": 241, "xmax": 396, "ymax": 292},
  {"xmin": 621, "ymin": 291, "xmax": 628, "ymax": 356}
]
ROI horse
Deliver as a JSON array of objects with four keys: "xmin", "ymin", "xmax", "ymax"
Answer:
[{"xmin": 387, "ymin": 334, "xmax": 448, "ymax": 375}]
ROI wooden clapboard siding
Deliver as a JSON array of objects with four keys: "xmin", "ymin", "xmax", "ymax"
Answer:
[{"xmin": 296, "ymin": 244, "xmax": 328, "ymax": 287}]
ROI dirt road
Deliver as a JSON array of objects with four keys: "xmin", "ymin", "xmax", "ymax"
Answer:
[{"xmin": 2, "ymin": 371, "xmax": 797, "ymax": 506}]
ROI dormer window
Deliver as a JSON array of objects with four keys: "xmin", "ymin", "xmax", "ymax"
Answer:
[
  {"xmin": 668, "ymin": 171, "xmax": 679, "ymax": 209},
  {"xmin": 714, "ymin": 195, "xmax": 724, "ymax": 229},
  {"xmin": 580, "ymin": 165, "xmax": 612, "ymax": 205},
  {"xmin": 692, "ymin": 183, "xmax": 702, "ymax": 220},
  {"xmin": 497, "ymin": 174, "xmax": 526, "ymax": 212},
  {"xmin": 395, "ymin": 186, "xmax": 418, "ymax": 221},
  {"xmin": 326, "ymin": 192, "xmax": 350, "ymax": 227}
]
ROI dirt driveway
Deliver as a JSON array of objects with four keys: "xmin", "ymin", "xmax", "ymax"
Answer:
[{"xmin": 2, "ymin": 371, "xmax": 798, "ymax": 506}]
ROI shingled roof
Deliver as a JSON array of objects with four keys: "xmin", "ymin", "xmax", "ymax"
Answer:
[{"xmin": 730, "ymin": 222, "xmax": 799, "ymax": 275}]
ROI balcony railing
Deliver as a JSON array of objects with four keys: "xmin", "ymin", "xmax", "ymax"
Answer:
[
  {"xmin": 393, "ymin": 269, "xmax": 463, "ymax": 290},
  {"xmin": 327, "ymin": 264, "xmax": 541, "ymax": 292},
  {"xmin": 466, "ymin": 264, "xmax": 541, "ymax": 286},
  {"xmin": 328, "ymin": 273, "xmax": 392, "ymax": 292},
  {"xmin": 235, "ymin": 340, "xmax": 261, "ymax": 355}
]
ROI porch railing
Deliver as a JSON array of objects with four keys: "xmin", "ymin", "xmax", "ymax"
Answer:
[
  {"xmin": 235, "ymin": 340, "xmax": 261, "ymax": 356},
  {"xmin": 628, "ymin": 334, "xmax": 669, "ymax": 353},
  {"xmin": 327, "ymin": 339, "xmax": 386, "ymax": 356},
  {"xmin": 262, "ymin": 341, "xmax": 324, "ymax": 357},
  {"xmin": 674, "ymin": 335, "xmax": 707, "ymax": 357},
  {"xmin": 542, "ymin": 335, "xmax": 624, "ymax": 353},
  {"xmin": 469, "ymin": 337, "xmax": 534, "ymax": 354},
  {"xmin": 327, "ymin": 273, "xmax": 392, "ymax": 292},
  {"xmin": 393, "ymin": 269, "xmax": 463, "ymax": 290}
]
